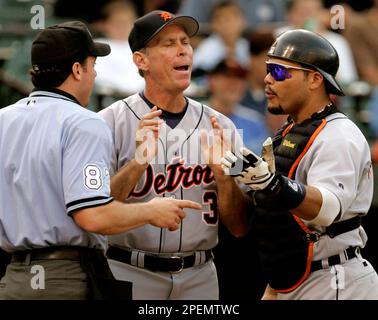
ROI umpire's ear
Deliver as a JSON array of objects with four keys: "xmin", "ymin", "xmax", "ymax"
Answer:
[
  {"xmin": 71, "ymin": 61, "xmax": 84, "ymax": 81},
  {"xmin": 133, "ymin": 51, "xmax": 148, "ymax": 74}
]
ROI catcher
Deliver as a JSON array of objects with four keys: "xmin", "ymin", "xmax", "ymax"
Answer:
[{"xmin": 222, "ymin": 29, "xmax": 378, "ymax": 300}]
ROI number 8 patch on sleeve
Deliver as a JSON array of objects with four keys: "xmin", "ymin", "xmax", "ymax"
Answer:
[{"xmin": 83, "ymin": 164, "xmax": 103, "ymax": 190}]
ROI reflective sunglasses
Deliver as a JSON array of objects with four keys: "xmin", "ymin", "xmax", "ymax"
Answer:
[{"xmin": 266, "ymin": 62, "xmax": 314, "ymax": 81}]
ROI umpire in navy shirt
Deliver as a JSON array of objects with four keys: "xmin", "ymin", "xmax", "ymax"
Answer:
[{"xmin": 0, "ymin": 21, "xmax": 200, "ymax": 300}]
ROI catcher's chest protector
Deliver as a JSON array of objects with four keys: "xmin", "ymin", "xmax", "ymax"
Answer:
[{"xmin": 254, "ymin": 105, "xmax": 337, "ymax": 293}]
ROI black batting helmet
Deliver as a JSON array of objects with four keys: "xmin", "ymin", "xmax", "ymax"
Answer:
[{"xmin": 268, "ymin": 29, "xmax": 344, "ymax": 96}]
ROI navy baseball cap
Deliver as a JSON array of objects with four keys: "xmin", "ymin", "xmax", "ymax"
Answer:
[
  {"xmin": 129, "ymin": 10, "xmax": 199, "ymax": 52},
  {"xmin": 31, "ymin": 21, "xmax": 110, "ymax": 68}
]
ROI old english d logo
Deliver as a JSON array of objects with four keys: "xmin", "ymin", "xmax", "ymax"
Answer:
[{"xmin": 160, "ymin": 12, "xmax": 172, "ymax": 21}]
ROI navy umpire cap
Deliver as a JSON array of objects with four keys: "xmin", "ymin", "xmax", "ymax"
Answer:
[
  {"xmin": 31, "ymin": 21, "xmax": 110, "ymax": 69},
  {"xmin": 268, "ymin": 29, "xmax": 344, "ymax": 96},
  {"xmin": 129, "ymin": 10, "xmax": 199, "ymax": 52}
]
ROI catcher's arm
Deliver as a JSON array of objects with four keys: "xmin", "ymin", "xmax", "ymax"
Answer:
[{"xmin": 221, "ymin": 142, "xmax": 340, "ymax": 226}]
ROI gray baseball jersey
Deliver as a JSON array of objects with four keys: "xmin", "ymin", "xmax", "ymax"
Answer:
[
  {"xmin": 99, "ymin": 93, "xmax": 243, "ymax": 254},
  {"xmin": 296, "ymin": 112, "xmax": 373, "ymax": 261},
  {"xmin": 278, "ymin": 112, "xmax": 378, "ymax": 300},
  {"xmin": 0, "ymin": 90, "xmax": 113, "ymax": 252}
]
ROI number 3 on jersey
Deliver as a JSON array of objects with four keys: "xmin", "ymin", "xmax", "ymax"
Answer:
[
  {"xmin": 202, "ymin": 191, "xmax": 218, "ymax": 225},
  {"xmin": 84, "ymin": 164, "xmax": 102, "ymax": 190}
]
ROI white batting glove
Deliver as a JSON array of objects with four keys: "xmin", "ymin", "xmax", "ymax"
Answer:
[{"xmin": 221, "ymin": 147, "xmax": 275, "ymax": 190}]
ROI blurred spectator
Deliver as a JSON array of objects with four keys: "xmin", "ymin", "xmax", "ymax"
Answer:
[
  {"xmin": 337, "ymin": 2, "xmax": 378, "ymax": 135},
  {"xmin": 178, "ymin": 0, "xmax": 286, "ymax": 32},
  {"xmin": 53, "ymin": 0, "xmax": 109, "ymax": 23},
  {"xmin": 240, "ymin": 30, "xmax": 287, "ymax": 133},
  {"xmin": 193, "ymin": 0, "xmax": 249, "ymax": 73},
  {"xmin": 339, "ymin": 1, "xmax": 378, "ymax": 87},
  {"xmin": 240, "ymin": 30, "xmax": 274, "ymax": 116},
  {"xmin": 130, "ymin": 0, "xmax": 181, "ymax": 16},
  {"xmin": 206, "ymin": 59, "xmax": 269, "ymax": 153},
  {"xmin": 94, "ymin": 0, "xmax": 144, "ymax": 97},
  {"xmin": 276, "ymin": 0, "xmax": 358, "ymax": 87}
]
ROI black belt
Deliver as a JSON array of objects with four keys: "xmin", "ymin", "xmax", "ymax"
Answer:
[
  {"xmin": 311, "ymin": 247, "xmax": 359, "ymax": 273},
  {"xmin": 11, "ymin": 246, "xmax": 98, "ymax": 263},
  {"xmin": 106, "ymin": 245, "xmax": 213, "ymax": 273}
]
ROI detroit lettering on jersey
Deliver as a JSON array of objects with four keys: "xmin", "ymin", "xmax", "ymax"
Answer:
[
  {"xmin": 98, "ymin": 93, "xmax": 245, "ymax": 252},
  {"xmin": 130, "ymin": 162, "xmax": 214, "ymax": 198}
]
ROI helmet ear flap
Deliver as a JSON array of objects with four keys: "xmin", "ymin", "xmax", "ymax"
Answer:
[{"xmin": 324, "ymin": 79, "xmax": 337, "ymax": 95}]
